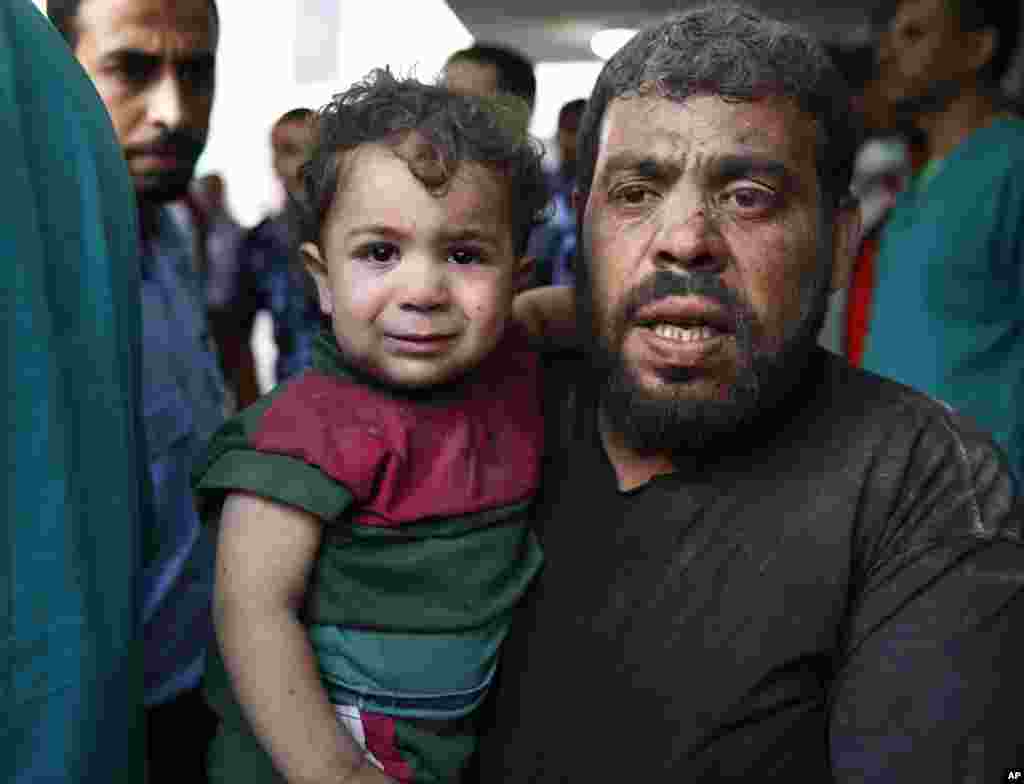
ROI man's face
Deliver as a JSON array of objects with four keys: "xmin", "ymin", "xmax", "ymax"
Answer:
[
  {"xmin": 579, "ymin": 94, "xmax": 856, "ymax": 453},
  {"xmin": 303, "ymin": 142, "xmax": 529, "ymax": 390},
  {"xmin": 271, "ymin": 118, "xmax": 316, "ymax": 202},
  {"xmin": 443, "ymin": 58, "xmax": 500, "ymax": 99},
  {"xmin": 876, "ymin": 0, "xmax": 973, "ymax": 115},
  {"xmin": 73, "ymin": 0, "xmax": 217, "ymax": 204},
  {"xmin": 557, "ymin": 112, "xmax": 581, "ymax": 171}
]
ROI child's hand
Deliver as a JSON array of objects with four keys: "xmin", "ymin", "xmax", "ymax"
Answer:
[{"xmin": 513, "ymin": 285, "xmax": 577, "ymax": 350}]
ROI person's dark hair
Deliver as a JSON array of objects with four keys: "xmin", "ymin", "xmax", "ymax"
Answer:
[
  {"xmin": 558, "ymin": 98, "xmax": 587, "ymax": 130},
  {"xmin": 274, "ymin": 107, "xmax": 316, "ymax": 128},
  {"xmin": 295, "ymin": 68, "xmax": 548, "ymax": 257},
  {"xmin": 447, "ymin": 43, "xmax": 537, "ymax": 111},
  {"xmin": 48, "ymin": 0, "xmax": 220, "ymax": 48},
  {"xmin": 949, "ymin": 0, "xmax": 1021, "ymax": 85},
  {"xmin": 576, "ymin": 3, "xmax": 858, "ymax": 212}
]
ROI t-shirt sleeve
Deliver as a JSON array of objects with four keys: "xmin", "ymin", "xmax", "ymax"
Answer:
[
  {"xmin": 192, "ymin": 398, "xmax": 355, "ymax": 527},
  {"xmin": 828, "ymin": 416, "xmax": 1024, "ymax": 781}
]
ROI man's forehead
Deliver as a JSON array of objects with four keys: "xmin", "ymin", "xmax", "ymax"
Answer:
[
  {"xmin": 76, "ymin": 0, "xmax": 217, "ymax": 50},
  {"xmin": 597, "ymin": 94, "xmax": 817, "ymax": 167}
]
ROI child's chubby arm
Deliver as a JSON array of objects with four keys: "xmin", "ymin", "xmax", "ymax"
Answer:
[
  {"xmin": 513, "ymin": 284, "xmax": 578, "ymax": 351},
  {"xmin": 214, "ymin": 491, "xmax": 396, "ymax": 784}
]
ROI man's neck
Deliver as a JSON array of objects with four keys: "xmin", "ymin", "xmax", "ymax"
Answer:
[
  {"xmin": 597, "ymin": 407, "xmax": 677, "ymax": 492},
  {"xmin": 137, "ymin": 201, "xmax": 162, "ymax": 245},
  {"xmin": 914, "ymin": 85, "xmax": 1005, "ymax": 162}
]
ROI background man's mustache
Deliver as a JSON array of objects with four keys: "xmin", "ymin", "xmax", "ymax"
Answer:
[{"xmin": 124, "ymin": 131, "xmax": 205, "ymax": 160}]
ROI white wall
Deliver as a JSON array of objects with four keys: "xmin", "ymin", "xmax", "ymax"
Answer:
[{"xmin": 199, "ymin": 0, "xmax": 472, "ymax": 226}]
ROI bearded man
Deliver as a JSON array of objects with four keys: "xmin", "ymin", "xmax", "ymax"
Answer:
[{"xmin": 479, "ymin": 5, "xmax": 1024, "ymax": 782}]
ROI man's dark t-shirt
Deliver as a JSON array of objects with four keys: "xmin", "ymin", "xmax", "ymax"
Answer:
[{"xmin": 477, "ymin": 348, "xmax": 1024, "ymax": 782}]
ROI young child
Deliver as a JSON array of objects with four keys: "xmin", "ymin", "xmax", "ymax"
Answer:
[{"xmin": 192, "ymin": 69, "xmax": 552, "ymax": 784}]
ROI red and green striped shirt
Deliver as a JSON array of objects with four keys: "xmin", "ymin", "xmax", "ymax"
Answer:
[{"xmin": 193, "ymin": 328, "xmax": 544, "ymax": 783}]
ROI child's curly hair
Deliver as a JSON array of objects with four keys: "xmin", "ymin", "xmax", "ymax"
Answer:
[{"xmin": 293, "ymin": 68, "xmax": 550, "ymax": 257}]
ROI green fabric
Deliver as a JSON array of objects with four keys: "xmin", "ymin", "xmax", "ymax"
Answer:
[
  {"xmin": 863, "ymin": 118, "xmax": 1024, "ymax": 482},
  {"xmin": 1, "ymin": 2, "xmax": 147, "ymax": 781},
  {"xmin": 311, "ymin": 516, "xmax": 541, "ymax": 631},
  {"xmin": 393, "ymin": 716, "xmax": 477, "ymax": 784}
]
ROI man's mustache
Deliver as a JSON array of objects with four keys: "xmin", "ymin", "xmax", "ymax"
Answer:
[
  {"xmin": 124, "ymin": 131, "xmax": 205, "ymax": 162},
  {"xmin": 622, "ymin": 268, "xmax": 744, "ymax": 325}
]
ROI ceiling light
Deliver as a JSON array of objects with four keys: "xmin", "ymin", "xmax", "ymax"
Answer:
[{"xmin": 590, "ymin": 28, "xmax": 638, "ymax": 60}]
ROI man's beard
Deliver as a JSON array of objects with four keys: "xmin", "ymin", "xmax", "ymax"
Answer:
[
  {"xmin": 892, "ymin": 78, "xmax": 963, "ymax": 120},
  {"xmin": 125, "ymin": 130, "xmax": 206, "ymax": 205},
  {"xmin": 577, "ymin": 241, "xmax": 831, "ymax": 456}
]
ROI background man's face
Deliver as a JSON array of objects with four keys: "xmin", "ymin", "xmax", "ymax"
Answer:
[
  {"xmin": 579, "ymin": 94, "xmax": 848, "ymax": 452},
  {"xmin": 443, "ymin": 58, "xmax": 500, "ymax": 99},
  {"xmin": 876, "ymin": 0, "xmax": 971, "ymax": 114},
  {"xmin": 73, "ymin": 0, "xmax": 217, "ymax": 204},
  {"xmin": 271, "ymin": 118, "xmax": 316, "ymax": 202}
]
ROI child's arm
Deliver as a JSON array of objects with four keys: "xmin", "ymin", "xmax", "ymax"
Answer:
[
  {"xmin": 214, "ymin": 491, "xmax": 396, "ymax": 784},
  {"xmin": 513, "ymin": 284, "xmax": 578, "ymax": 350}
]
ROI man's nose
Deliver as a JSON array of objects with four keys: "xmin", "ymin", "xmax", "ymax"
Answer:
[
  {"xmin": 147, "ymin": 70, "xmax": 187, "ymax": 130},
  {"xmin": 650, "ymin": 190, "xmax": 727, "ymax": 275}
]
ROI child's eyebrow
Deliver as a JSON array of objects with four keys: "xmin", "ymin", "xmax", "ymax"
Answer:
[
  {"xmin": 345, "ymin": 223, "xmax": 409, "ymax": 240},
  {"xmin": 438, "ymin": 228, "xmax": 501, "ymax": 246}
]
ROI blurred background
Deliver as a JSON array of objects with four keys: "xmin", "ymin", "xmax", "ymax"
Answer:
[{"xmin": 28, "ymin": 0, "xmax": 1024, "ymax": 225}]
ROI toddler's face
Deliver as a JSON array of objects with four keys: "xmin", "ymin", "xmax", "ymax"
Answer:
[{"xmin": 303, "ymin": 143, "xmax": 528, "ymax": 389}]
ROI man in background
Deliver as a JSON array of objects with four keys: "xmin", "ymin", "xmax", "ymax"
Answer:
[
  {"xmin": 862, "ymin": 0, "xmax": 1024, "ymax": 480},
  {"xmin": 235, "ymin": 108, "xmax": 326, "ymax": 386},
  {"xmin": 444, "ymin": 42, "xmax": 536, "ymax": 132},
  {"xmin": 531, "ymin": 98, "xmax": 586, "ymax": 287},
  {"xmin": 49, "ymin": 0, "xmax": 224, "ymax": 778}
]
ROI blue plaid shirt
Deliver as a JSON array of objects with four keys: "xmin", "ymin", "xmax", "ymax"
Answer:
[{"xmin": 139, "ymin": 207, "xmax": 224, "ymax": 705}]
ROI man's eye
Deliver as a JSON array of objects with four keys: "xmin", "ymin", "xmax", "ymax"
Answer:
[
  {"xmin": 357, "ymin": 242, "xmax": 399, "ymax": 264},
  {"xmin": 722, "ymin": 186, "xmax": 777, "ymax": 214},
  {"xmin": 111, "ymin": 59, "xmax": 158, "ymax": 88},
  {"xmin": 179, "ymin": 59, "xmax": 216, "ymax": 93},
  {"xmin": 449, "ymin": 247, "xmax": 483, "ymax": 265},
  {"xmin": 612, "ymin": 185, "xmax": 657, "ymax": 207}
]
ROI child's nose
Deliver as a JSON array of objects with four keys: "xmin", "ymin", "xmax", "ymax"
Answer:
[{"xmin": 398, "ymin": 256, "xmax": 450, "ymax": 312}]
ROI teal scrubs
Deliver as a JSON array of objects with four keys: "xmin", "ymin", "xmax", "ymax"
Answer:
[
  {"xmin": 862, "ymin": 118, "xmax": 1024, "ymax": 482},
  {"xmin": 1, "ymin": 1, "xmax": 148, "ymax": 780}
]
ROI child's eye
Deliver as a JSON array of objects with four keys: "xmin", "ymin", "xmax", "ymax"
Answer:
[
  {"xmin": 448, "ymin": 247, "xmax": 484, "ymax": 266},
  {"xmin": 356, "ymin": 241, "xmax": 399, "ymax": 264}
]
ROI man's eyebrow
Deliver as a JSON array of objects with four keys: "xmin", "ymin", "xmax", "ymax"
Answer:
[
  {"xmin": 708, "ymin": 154, "xmax": 794, "ymax": 186},
  {"xmin": 598, "ymin": 152, "xmax": 680, "ymax": 184},
  {"xmin": 100, "ymin": 47, "xmax": 214, "ymax": 68}
]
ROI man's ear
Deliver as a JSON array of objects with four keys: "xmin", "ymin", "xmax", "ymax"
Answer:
[
  {"xmin": 514, "ymin": 255, "xmax": 535, "ymax": 293},
  {"xmin": 965, "ymin": 26, "xmax": 998, "ymax": 77},
  {"xmin": 829, "ymin": 201, "xmax": 862, "ymax": 294},
  {"xmin": 300, "ymin": 242, "xmax": 333, "ymax": 315}
]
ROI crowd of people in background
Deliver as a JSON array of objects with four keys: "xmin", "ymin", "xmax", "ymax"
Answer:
[{"xmin": 5, "ymin": 0, "xmax": 1024, "ymax": 780}]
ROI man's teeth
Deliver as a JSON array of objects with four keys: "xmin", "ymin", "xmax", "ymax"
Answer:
[{"xmin": 651, "ymin": 324, "xmax": 719, "ymax": 342}]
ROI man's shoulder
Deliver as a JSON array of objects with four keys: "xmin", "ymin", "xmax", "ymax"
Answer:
[{"xmin": 816, "ymin": 351, "xmax": 1020, "ymax": 536}]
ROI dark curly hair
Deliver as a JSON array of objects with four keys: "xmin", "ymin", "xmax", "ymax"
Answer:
[
  {"xmin": 295, "ymin": 69, "xmax": 549, "ymax": 257},
  {"xmin": 576, "ymin": 4, "xmax": 858, "ymax": 213}
]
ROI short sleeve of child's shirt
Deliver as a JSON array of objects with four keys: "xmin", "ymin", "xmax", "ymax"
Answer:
[{"xmin": 192, "ymin": 373, "xmax": 392, "ymax": 526}]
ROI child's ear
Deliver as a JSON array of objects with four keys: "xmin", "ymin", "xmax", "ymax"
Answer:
[
  {"xmin": 300, "ymin": 242, "xmax": 333, "ymax": 315},
  {"xmin": 514, "ymin": 255, "xmax": 535, "ymax": 293}
]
